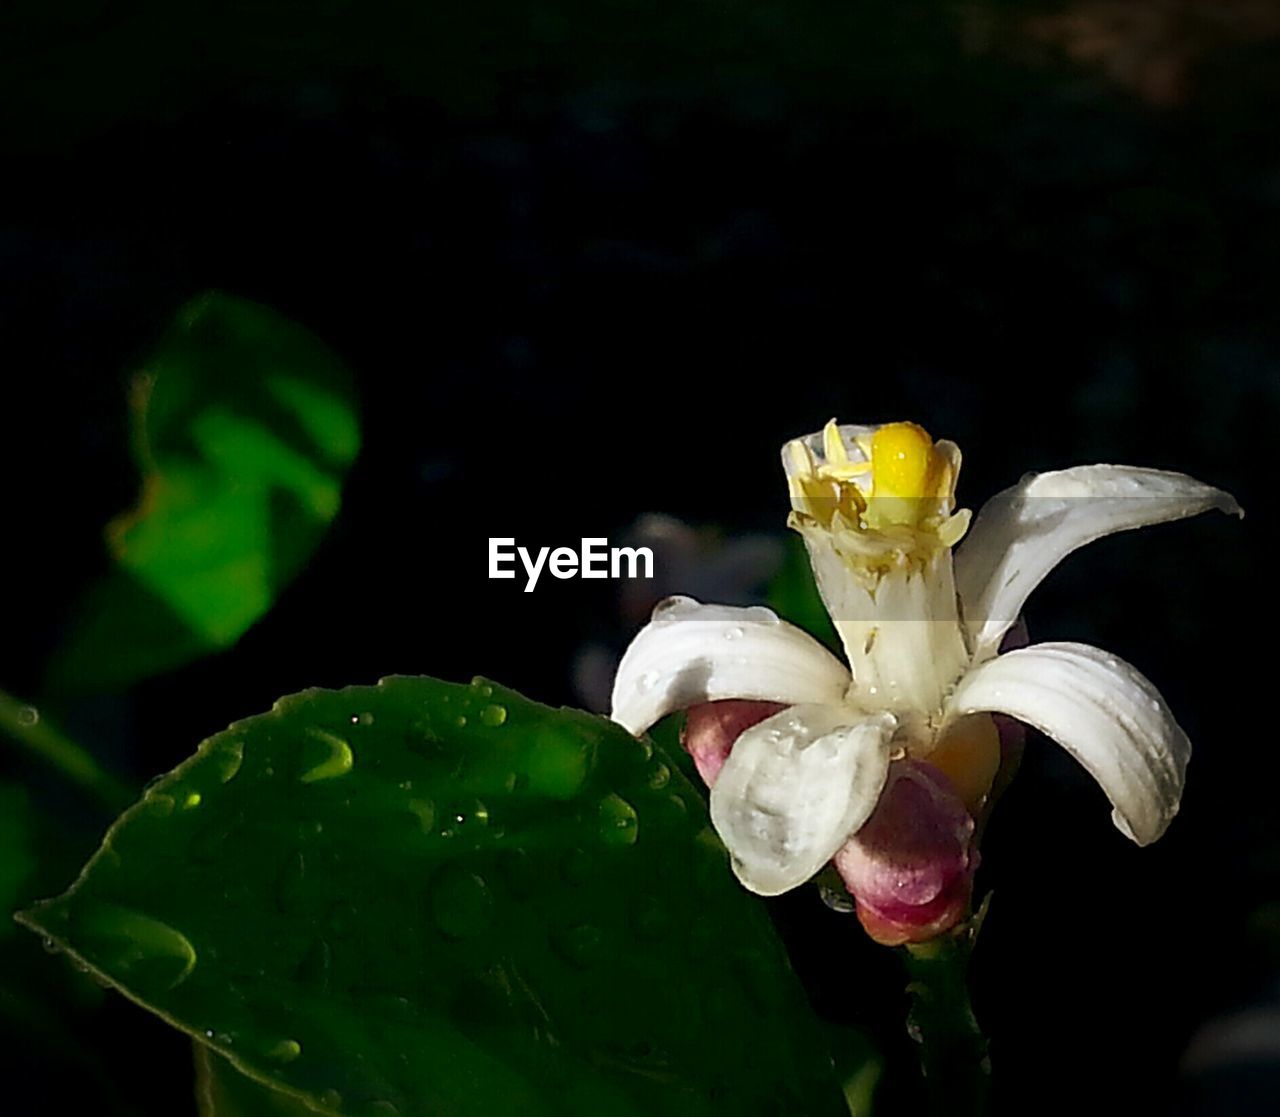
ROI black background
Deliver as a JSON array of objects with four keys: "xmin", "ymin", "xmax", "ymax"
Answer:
[{"xmin": 2, "ymin": 2, "xmax": 1277, "ymax": 1114}]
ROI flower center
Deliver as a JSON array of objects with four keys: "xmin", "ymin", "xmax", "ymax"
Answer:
[
  {"xmin": 782, "ymin": 420, "xmax": 975, "ymax": 724},
  {"xmin": 786, "ymin": 420, "xmax": 969, "ymax": 558}
]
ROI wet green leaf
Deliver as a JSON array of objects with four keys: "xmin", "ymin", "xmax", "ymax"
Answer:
[
  {"xmin": 20, "ymin": 677, "xmax": 845, "ymax": 1116},
  {"xmin": 49, "ymin": 291, "xmax": 360, "ymax": 694}
]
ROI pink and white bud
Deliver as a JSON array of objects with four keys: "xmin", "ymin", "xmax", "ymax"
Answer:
[
  {"xmin": 680, "ymin": 699, "xmax": 785, "ymax": 786},
  {"xmin": 833, "ymin": 760, "xmax": 977, "ymax": 947}
]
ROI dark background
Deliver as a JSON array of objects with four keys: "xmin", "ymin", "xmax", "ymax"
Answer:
[{"xmin": 2, "ymin": 1, "xmax": 1277, "ymax": 1114}]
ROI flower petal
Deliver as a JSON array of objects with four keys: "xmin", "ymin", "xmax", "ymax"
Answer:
[
  {"xmin": 955, "ymin": 465, "xmax": 1241, "ymax": 659},
  {"xmin": 943, "ymin": 642, "xmax": 1190, "ymax": 845},
  {"xmin": 609, "ymin": 596, "xmax": 851, "ymax": 735},
  {"xmin": 709, "ymin": 704, "xmax": 896, "ymax": 896}
]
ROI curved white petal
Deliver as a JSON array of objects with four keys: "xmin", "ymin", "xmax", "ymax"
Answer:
[
  {"xmin": 609, "ymin": 596, "xmax": 851, "ymax": 735},
  {"xmin": 710, "ymin": 704, "xmax": 896, "ymax": 896},
  {"xmin": 955, "ymin": 465, "xmax": 1241, "ymax": 659},
  {"xmin": 943, "ymin": 642, "xmax": 1190, "ymax": 845}
]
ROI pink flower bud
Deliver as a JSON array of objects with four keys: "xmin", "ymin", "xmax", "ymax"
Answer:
[
  {"xmin": 833, "ymin": 760, "xmax": 977, "ymax": 946},
  {"xmin": 680, "ymin": 700, "xmax": 785, "ymax": 786}
]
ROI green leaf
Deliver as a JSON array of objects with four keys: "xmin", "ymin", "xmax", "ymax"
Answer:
[
  {"xmin": 767, "ymin": 535, "xmax": 839, "ymax": 652},
  {"xmin": 20, "ymin": 677, "xmax": 845, "ymax": 1115},
  {"xmin": 0, "ymin": 783, "xmax": 36, "ymax": 940},
  {"xmin": 49, "ymin": 291, "xmax": 360, "ymax": 694}
]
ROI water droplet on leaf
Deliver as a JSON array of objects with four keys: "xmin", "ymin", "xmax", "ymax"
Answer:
[
  {"xmin": 264, "ymin": 1038, "xmax": 302, "ymax": 1063},
  {"xmin": 299, "ymin": 729, "xmax": 354, "ymax": 783},
  {"xmin": 430, "ymin": 869, "xmax": 494, "ymax": 939},
  {"xmin": 76, "ymin": 902, "xmax": 197, "ymax": 993},
  {"xmin": 597, "ymin": 793, "xmax": 638, "ymax": 847},
  {"xmin": 211, "ymin": 740, "xmax": 244, "ymax": 783}
]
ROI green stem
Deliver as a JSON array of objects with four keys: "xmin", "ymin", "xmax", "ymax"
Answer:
[
  {"xmin": 0, "ymin": 688, "xmax": 134, "ymax": 813},
  {"xmin": 901, "ymin": 917, "xmax": 990, "ymax": 1117}
]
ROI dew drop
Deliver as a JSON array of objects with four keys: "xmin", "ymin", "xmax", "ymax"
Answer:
[
  {"xmin": 299, "ymin": 728, "xmax": 354, "ymax": 783},
  {"xmin": 76, "ymin": 902, "xmax": 197, "ymax": 992},
  {"xmin": 652, "ymin": 595, "xmax": 694, "ymax": 620},
  {"xmin": 646, "ymin": 762, "xmax": 671, "ymax": 790},
  {"xmin": 723, "ymin": 626, "xmax": 744, "ymax": 641},
  {"xmin": 143, "ymin": 791, "xmax": 175, "ymax": 818},
  {"xmin": 479, "ymin": 704, "xmax": 507, "ymax": 728},
  {"xmin": 819, "ymin": 883, "xmax": 856, "ymax": 914},
  {"xmin": 264, "ymin": 1038, "xmax": 302, "ymax": 1064},
  {"xmin": 182, "ymin": 791, "xmax": 202, "ymax": 809},
  {"xmin": 211, "ymin": 740, "xmax": 245, "ymax": 784},
  {"xmin": 454, "ymin": 715, "xmax": 468, "ymax": 728},
  {"xmin": 350, "ymin": 712, "xmax": 375, "ymax": 726},
  {"xmin": 597, "ymin": 793, "xmax": 639, "ymax": 847},
  {"xmin": 636, "ymin": 671, "xmax": 659, "ymax": 693},
  {"xmin": 15, "ymin": 705, "xmax": 39, "ymax": 727},
  {"xmin": 470, "ymin": 677, "xmax": 494, "ymax": 698},
  {"xmin": 442, "ymin": 798, "xmax": 488, "ymax": 835},
  {"xmin": 430, "ymin": 868, "xmax": 494, "ymax": 939},
  {"xmin": 319, "ymin": 1089, "xmax": 343, "ymax": 1110},
  {"xmin": 407, "ymin": 798, "xmax": 435, "ymax": 833}
]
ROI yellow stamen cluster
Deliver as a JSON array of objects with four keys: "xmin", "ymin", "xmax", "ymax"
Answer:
[{"xmin": 787, "ymin": 420, "xmax": 963, "ymax": 541}]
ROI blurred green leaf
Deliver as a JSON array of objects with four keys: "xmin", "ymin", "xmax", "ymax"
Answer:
[
  {"xmin": 0, "ymin": 783, "xmax": 36, "ymax": 939},
  {"xmin": 49, "ymin": 292, "xmax": 360, "ymax": 694},
  {"xmin": 767, "ymin": 535, "xmax": 839, "ymax": 651},
  {"xmin": 20, "ymin": 676, "xmax": 845, "ymax": 1116}
]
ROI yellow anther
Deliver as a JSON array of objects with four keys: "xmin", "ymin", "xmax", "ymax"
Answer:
[{"xmin": 822, "ymin": 420, "xmax": 850, "ymax": 466}]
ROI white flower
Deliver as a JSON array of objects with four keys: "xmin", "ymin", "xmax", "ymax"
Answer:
[{"xmin": 610, "ymin": 421, "xmax": 1241, "ymax": 897}]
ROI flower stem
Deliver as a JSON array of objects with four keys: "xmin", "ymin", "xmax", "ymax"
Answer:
[
  {"xmin": 901, "ymin": 918, "xmax": 990, "ymax": 1116},
  {"xmin": 0, "ymin": 688, "xmax": 134, "ymax": 813}
]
